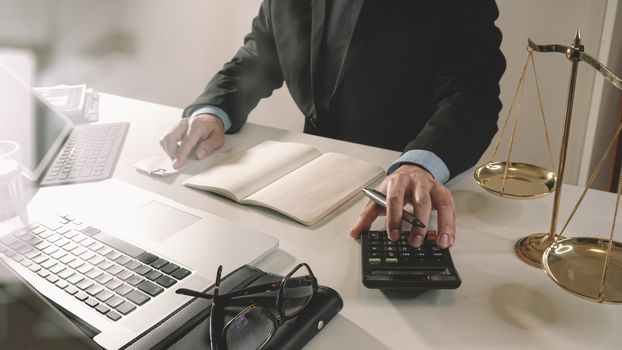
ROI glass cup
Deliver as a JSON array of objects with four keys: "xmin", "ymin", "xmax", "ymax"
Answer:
[{"xmin": 0, "ymin": 140, "xmax": 29, "ymax": 225}]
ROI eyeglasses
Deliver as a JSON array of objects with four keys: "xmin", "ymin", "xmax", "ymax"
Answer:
[{"xmin": 176, "ymin": 263, "xmax": 318, "ymax": 350}]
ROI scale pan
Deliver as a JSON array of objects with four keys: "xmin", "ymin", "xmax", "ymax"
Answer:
[
  {"xmin": 474, "ymin": 161, "xmax": 556, "ymax": 199},
  {"xmin": 543, "ymin": 237, "xmax": 622, "ymax": 304}
]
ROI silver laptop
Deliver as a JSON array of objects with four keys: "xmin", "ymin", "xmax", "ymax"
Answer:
[
  {"xmin": 0, "ymin": 65, "xmax": 128, "ymax": 186},
  {"xmin": 0, "ymin": 66, "xmax": 279, "ymax": 349}
]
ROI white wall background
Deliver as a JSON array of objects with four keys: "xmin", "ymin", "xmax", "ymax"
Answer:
[
  {"xmin": 1, "ymin": 0, "xmax": 620, "ymax": 187},
  {"xmin": 580, "ymin": 0, "xmax": 622, "ymax": 190}
]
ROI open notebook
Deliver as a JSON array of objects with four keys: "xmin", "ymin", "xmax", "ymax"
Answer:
[{"xmin": 183, "ymin": 140, "xmax": 384, "ymax": 225}]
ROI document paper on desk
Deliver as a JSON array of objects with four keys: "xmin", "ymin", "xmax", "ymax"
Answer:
[
  {"xmin": 183, "ymin": 140, "xmax": 384, "ymax": 225},
  {"xmin": 134, "ymin": 138, "xmax": 243, "ymax": 176}
]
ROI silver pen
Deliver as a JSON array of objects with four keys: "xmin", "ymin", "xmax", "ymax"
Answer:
[{"xmin": 362, "ymin": 188, "xmax": 426, "ymax": 228}]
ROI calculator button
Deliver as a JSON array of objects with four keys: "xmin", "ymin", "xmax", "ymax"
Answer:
[
  {"xmin": 385, "ymin": 258, "xmax": 398, "ymax": 264},
  {"xmin": 368, "ymin": 258, "xmax": 381, "ymax": 265}
]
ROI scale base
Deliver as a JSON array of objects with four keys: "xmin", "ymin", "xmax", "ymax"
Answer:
[{"xmin": 515, "ymin": 232, "xmax": 560, "ymax": 268}]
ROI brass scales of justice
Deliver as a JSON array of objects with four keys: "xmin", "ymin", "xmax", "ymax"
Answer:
[{"xmin": 474, "ymin": 31, "xmax": 622, "ymax": 304}]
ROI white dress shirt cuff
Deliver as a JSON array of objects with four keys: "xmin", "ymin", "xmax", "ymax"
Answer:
[
  {"xmin": 387, "ymin": 150, "xmax": 450, "ymax": 183},
  {"xmin": 189, "ymin": 105, "xmax": 232, "ymax": 132}
]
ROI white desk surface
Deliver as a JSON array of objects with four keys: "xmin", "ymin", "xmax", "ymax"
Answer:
[{"xmin": 98, "ymin": 93, "xmax": 622, "ymax": 348}]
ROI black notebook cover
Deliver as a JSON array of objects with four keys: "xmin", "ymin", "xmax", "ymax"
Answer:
[{"xmin": 123, "ymin": 265, "xmax": 343, "ymax": 350}]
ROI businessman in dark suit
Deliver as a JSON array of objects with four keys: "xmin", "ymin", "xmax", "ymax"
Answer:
[{"xmin": 160, "ymin": 0, "xmax": 506, "ymax": 248}]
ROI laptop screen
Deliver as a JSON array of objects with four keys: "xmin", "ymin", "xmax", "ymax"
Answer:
[{"xmin": 0, "ymin": 65, "xmax": 72, "ymax": 180}]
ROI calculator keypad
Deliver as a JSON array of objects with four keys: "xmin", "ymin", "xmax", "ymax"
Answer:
[{"xmin": 367, "ymin": 230, "xmax": 447, "ymax": 268}]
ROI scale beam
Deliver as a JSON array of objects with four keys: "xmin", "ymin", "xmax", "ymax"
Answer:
[{"xmin": 528, "ymin": 38, "xmax": 622, "ymax": 90}]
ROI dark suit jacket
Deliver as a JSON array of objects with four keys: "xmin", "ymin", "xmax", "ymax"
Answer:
[{"xmin": 184, "ymin": 0, "xmax": 506, "ymax": 178}]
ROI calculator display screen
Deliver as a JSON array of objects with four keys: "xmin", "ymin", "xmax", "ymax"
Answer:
[{"xmin": 0, "ymin": 66, "xmax": 72, "ymax": 179}]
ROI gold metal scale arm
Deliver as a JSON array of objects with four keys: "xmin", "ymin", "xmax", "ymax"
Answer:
[{"xmin": 528, "ymin": 38, "xmax": 622, "ymax": 90}]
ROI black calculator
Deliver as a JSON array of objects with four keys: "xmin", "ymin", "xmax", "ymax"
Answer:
[{"xmin": 362, "ymin": 230, "xmax": 461, "ymax": 289}]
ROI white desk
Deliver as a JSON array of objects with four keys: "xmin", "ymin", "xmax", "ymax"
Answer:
[{"xmin": 94, "ymin": 94, "xmax": 622, "ymax": 348}]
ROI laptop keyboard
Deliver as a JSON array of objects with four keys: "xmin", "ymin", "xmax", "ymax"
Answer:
[
  {"xmin": 0, "ymin": 214, "xmax": 192, "ymax": 322},
  {"xmin": 41, "ymin": 122, "xmax": 129, "ymax": 186}
]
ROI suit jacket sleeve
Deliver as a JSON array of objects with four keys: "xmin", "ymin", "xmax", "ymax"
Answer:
[
  {"xmin": 403, "ymin": 0, "xmax": 506, "ymax": 179},
  {"xmin": 182, "ymin": 0, "xmax": 283, "ymax": 133}
]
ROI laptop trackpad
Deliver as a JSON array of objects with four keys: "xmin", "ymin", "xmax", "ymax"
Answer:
[{"xmin": 117, "ymin": 201, "xmax": 200, "ymax": 243}]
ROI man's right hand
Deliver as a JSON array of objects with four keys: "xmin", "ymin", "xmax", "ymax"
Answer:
[{"xmin": 159, "ymin": 113, "xmax": 225, "ymax": 169}]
